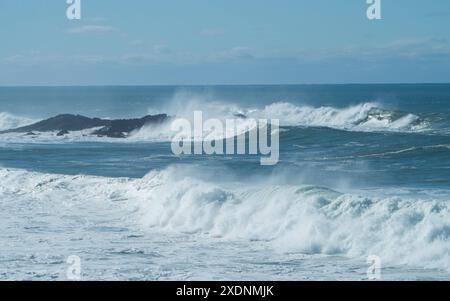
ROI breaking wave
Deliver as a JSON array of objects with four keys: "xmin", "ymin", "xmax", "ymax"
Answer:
[
  {"xmin": 249, "ymin": 102, "xmax": 426, "ymax": 132},
  {"xmin": 1, "ymin": 167, "xmax": 448, "ymax": 271},
  {"xmin": 0, "ymin": 112, "xmax": 36, "ymax": 131},
  {"xmin": 130, "ymin": 101, "xmax": 429, "ymax": 141},
  {"xmin": 0, "ymin": 101, "xmax": 432, "ymax": 143}
]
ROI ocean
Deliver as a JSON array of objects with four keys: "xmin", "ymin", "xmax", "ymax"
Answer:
[{"xmin": 0, "ymin": 84, "xmax": 449, "ymax": 280}]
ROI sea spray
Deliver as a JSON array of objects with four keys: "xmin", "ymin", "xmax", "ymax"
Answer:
[
  {"xmin": 1, "ymin": 167, "xmax": 448, "ymax": 271},
  {"xmin": 0, "ymin": 112, "xmax": 36, "ymax": 131},
  {"xmin": 170, "ymin": 111, "xmax": 280, "ymax": 165}
]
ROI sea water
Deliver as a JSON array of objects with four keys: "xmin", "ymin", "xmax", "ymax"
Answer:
[{"xmin": 0, "ymin": 84, "xmax": 449, "ymax": 280}]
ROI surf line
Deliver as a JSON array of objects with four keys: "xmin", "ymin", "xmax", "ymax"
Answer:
[{"xmin": 170, "ymin": 111, "xmax": 280, "ymax": 166}]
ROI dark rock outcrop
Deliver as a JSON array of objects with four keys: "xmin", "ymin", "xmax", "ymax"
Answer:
[
  {"xmin": 2, "ymin": 114, "xmax": 109, "ymax": 133},
  {"xmin": 233, "ymin": 113, "xmax": 247, "ymax": 119},
  {"xmin": 57, "ymin": 130, "xmax": 69, "ymax": 136},
  {"xmin": 92, "ymin": 114, "xmax": 168, "ymax": 138},
  {"xmin": 0, "ymin": 114, "xmax": 169, "ymax": 138}
]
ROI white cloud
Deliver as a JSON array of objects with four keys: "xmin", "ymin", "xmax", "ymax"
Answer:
[
  {"xmin": 84, "ymin": 17, "xmax": 108, "ymax": 22},
  {"xmin": 67, "ymin": 25, "xmax": 114, "ymax": 34},
  {"xmin": 3, "ymin": 37, "xmax": 450, "ymax": 69},
  {"xmin": 283, "ymin": 38, "xmax": 450, "ymax": 62},
  {"xmin": 213, "ymin": 47, "xmax": 255, "ymax": 60}
]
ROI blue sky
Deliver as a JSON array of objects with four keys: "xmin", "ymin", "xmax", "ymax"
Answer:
[{"xmin": 1, "ymin": 0, "xmax": 450, "ymax": 85}]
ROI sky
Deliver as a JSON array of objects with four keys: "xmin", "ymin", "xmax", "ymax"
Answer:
[{"xmin": 1, "ymin": 0, "xmax": 450, "ymax": 85}]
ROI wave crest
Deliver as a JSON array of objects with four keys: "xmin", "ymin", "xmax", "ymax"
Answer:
[
  {"xmin": 129, "ymin": 101, "xmax": 428, "ymax": 142},
  {"xmin": 2, "ymin": 167, "xmax": 447, "ymax": 271},
  {"xmin": 134, "ymin": 167, "xmax": 449, "ymax": 271},
  {"xmin": 0, "ymin": 101, "xmax": 431, "ymax": 143},
  {"xmin": 0, "ymin": 112, "xmax": 36, "ymax": 131},
  {"xmin": 249, "ymin": 102, "xmax": 425, "ymax": 132}
]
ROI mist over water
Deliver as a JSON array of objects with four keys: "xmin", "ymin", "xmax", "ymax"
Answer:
[{"xmin": 1, "ymin": 84, "xmax": 450, "ymax": 280}]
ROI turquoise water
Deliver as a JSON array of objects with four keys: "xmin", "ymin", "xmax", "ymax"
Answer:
[{"xmin": 0, "ymin": 84, "xmax": 449, "ymax": 280}]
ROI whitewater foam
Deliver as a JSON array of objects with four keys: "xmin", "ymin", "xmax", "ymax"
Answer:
[
  {"xmin": 133, "ymin": 167, "xmax": 450, "ymax": 271},
  {"xmin": 128, "ymin": 101, "xmax": 429, "ymax": 142},
  {"xmin": 248, "ymin": 102, "xmax": 426, "ymax": 132},
  {"xmin": 0, "ymin": 112, "xmax": 36, "ymax": 131},
  {"xmin": 0, "ymin": 101, "xmax": 432, "ymax": 144},
  {"xmin": 1, "ymin": 167, "xmax": 448, "ymax": 272}
]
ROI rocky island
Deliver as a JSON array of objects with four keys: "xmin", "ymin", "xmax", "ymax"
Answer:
[{"xmin": 0, "ymin": 114, "xmax": 169, "ymax": 138}]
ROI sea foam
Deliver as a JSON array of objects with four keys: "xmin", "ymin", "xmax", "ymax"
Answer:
[
  {"xmin": 1, "ymin": 167, "xmax": 448, "ymax": 271},
  {"xmin": 0, "ymin": 101, "xmax": 431, "ymax": 144},
  {"xmin": 0, "ymin": 112, "xmax": 36, "ymax": 131}
]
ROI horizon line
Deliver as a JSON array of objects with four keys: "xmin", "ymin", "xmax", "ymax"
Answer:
[{"xmin": 1, "ymin": 82, "xmax": 450, "ymax": 88}]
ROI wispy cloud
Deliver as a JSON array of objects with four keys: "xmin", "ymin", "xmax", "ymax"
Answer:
[
  {"xmin": 84, "ymin": 16, "xmax": 108, "ymax": 23},
  {"xmin": 280, "ymin": 38, "xmax": 450, "ymax": 63},
  {"xmin": 200, "ymin": 28, "xmax": 226, "ymax": 37},
  {"xmin": 67, "ymin": 25, "xmax": 114, "ymax": 34},
  {"xmin": 4, "ymin": 37, "xmax": 450, "ymax": 69},
  {"xmin": 129, "ymin": 40, "xmax": 171, "ymax": 54},
  {"xmin": 213, "ymin": 47, "xmax": 255, "ymax": 60}
]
